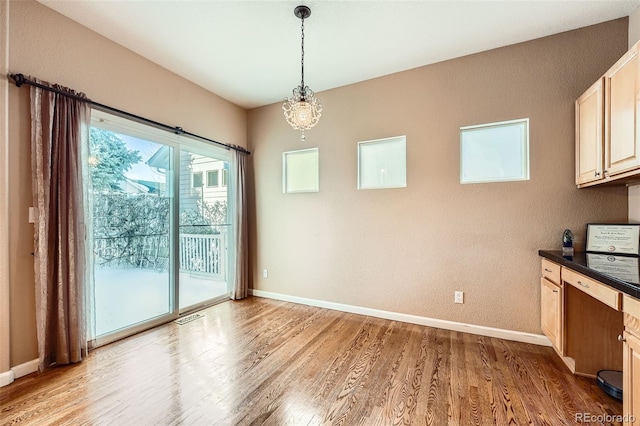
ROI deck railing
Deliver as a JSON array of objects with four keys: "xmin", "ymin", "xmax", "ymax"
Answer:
[
  {"xmin": 94, "ymin": 232, "xmax": 226, "ymax": 278},
  {"xmin": 178, "ymin": 233, "xmax": 226, "ymax": 278}
]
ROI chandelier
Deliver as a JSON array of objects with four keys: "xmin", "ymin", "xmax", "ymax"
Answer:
[{"xmin": 282, "ymin": 5, "xmax": 322, "ymax": 142}]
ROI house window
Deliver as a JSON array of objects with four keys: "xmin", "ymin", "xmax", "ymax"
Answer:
[
  {"xmin": 207, "ymin": 170, "xmax": 219, "ymax": 187},
  {"xmin": 460, "ymin": 118, "xmax": 529, "ymax": 184},
  {"xmin": 192, "ymin": 172, "xmax": 203, "ymax": 188},
  {"xmin": 358, "ymin": 136, "xmax": 407, "ymax": 190},
  {"xmin": 221, "ymin": 169, "xmax": 228, "ymax": 187}
]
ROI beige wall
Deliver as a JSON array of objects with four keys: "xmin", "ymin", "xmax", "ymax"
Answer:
[
  {"xmin": 630, "ymin": 5, "xmax": 640, "ymax": 47},
  {"xmin": 631, "ymin": 183, "xmax": 640, "ymax": 223},
  {"xmin": 629, "ymin": 6, "xmax": 640, "ymax": 222},
  {"xmin": 248, "ymin": 19, "xmax": 630, "ymax": 335},
  {"xmin": 6, "ymin": 0, "xmax": 247, "ymax": 367},
  {"xmin": 1, "ymin": 0, "xmax": 10, "ymax": 377}
]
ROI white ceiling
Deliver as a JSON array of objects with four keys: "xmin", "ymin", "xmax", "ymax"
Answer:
[{"xmin": 38, "ymin": 0, "xmax": 640, "ymax": 109}]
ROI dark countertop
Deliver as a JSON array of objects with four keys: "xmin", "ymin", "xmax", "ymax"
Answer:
[{"xmin": 539, "ymin": 250, "xmax": 640, "ymax": 299}]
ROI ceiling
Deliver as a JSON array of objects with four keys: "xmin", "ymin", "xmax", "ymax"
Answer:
[{"xmin": 38, "ymin": 0, "xmax": 640, "ymax": 109}]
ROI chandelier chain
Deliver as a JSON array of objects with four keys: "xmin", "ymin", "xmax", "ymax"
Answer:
[{"xmin": 300, "ymin": 16, "xmax": 305, "ymax": 89}]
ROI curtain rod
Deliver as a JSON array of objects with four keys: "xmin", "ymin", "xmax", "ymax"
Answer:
[{"xmin": 8, "ymin": 73, "xmax": 251, "ymax": 155}]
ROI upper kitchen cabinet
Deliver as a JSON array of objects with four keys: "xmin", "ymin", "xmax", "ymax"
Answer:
[
  {"xmin": 576, "ymin": 42, "xmax": 640, "ymax": 187},
  {"xmin": 605, "ymin": 44, "xmax": 640, "ymax": 177},
  {"xmin": 575, "ymin": 79, "xmax": 603, "ymax": 185}
]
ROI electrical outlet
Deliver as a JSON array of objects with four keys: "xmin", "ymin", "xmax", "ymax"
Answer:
[
  {"xmin": 262, "ymin": 269, "xmax": 268, "ymax": 278},
  {"xmin": 454, "ymin": 291, "xmax": 464, "ymax": 304}
]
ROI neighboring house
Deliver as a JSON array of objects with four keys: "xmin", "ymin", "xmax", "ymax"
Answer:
[
  {"xmin": 118, "ymin": 177, "xmax": 150, "ymax": 194},
  {"xmin": 147, "ymin": 146, "xmax": 228, "ymax": 214}
]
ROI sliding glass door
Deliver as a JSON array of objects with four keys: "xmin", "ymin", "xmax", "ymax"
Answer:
[
  {"xmin": 87, "ymin": 110, "xmax": 233, "ymax": 345},
  {"xmin": 89, "ymin": 120, "xmax": 176, "ymax": 340},
  {"xmin": 178, "ymin": 145, "xmax": 232, "ymax": 311}
]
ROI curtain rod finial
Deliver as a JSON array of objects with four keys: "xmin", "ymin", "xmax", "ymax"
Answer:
[{"xmin": 10, "ymin": 73, "xmax": 26, "ymax": 87}]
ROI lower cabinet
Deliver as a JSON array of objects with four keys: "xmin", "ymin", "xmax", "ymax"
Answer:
[
  {"xmin": 541, "ymin": 277, "xmax": 562, "ymax": 351},
  {"xmin": 623, "ymin": 295, "xmax": 640, "ymax": 424},
  {"xmin": 541, "ymin": 259, "xmax": 624, "ymax": 376},
  {"xmin": 540, "ymin": 258, "xmax": 633, "ymax": 419},
  {"xmin": 623, "ymin": 330, "xmax": 640, "ymax": 425}
]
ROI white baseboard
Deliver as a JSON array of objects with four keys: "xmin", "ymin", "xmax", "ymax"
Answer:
[
  {"xmin": 12, "ymin": 358, "xmax": 38, "ymax": 379},
  {"xmin": 0, "ymin": 358, "xmax": 38, "ymax": 387},
  {"xmin": 0, "ymin": 369, "xmax": 14, "ymax": 387},
  {"xmin": 250, "ymin": 289, "xmax": 551, "ymax": 347}
]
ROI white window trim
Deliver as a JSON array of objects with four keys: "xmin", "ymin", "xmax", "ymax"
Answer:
[
  {"xmin": 282, "ymin": 147, "xmax": 319, "ymax": 193},
  {"xmin": 357, "ymin": 135, "xmax": 407, "ymax": 190},
  {"xmin": 459, "ymin": 118, "xmax": 530, "ymax": 184}
]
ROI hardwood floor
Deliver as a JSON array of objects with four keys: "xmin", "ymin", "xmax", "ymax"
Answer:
[{"xmin": 1, "ymin": 297, "xmax": 623, "ymax": 425}]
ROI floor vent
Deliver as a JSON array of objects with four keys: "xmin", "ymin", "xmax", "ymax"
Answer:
[{"xmin": 175, "ymin": 313, "xmax": 204, "ymax": 325}]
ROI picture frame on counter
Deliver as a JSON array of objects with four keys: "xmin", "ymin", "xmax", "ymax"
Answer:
[{"xmin": 586, "ymin": 223, "xmax": 640, "ymax": 256}]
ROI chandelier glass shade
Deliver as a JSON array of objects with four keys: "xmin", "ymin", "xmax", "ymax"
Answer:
[
  {"xmin": 283, "ymin": 86, "xmax": 322, "ymax": 141},
  {"xmin": 283, "ymin": 5, "xmax": 321, "ymax": 142}
]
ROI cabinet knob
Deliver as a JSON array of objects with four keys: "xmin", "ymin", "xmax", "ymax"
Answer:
[
  {"xmin": 544, "ymin": 268, "xmax": 552, "ymax": 273},
  {"xmin": 595, "ymin": 171, "xmax": 601, "ymax": 177},
  {"xmin": 618, "ymin": 334, "xmax": 626, "ymax": 342}
]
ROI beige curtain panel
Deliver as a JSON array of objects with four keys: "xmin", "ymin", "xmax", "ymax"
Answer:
[
  {"xmin": 30, "ymin": 79, "xmax": 90, "ymax": 371},
  {"xmin": 231, "ymin": 150, "xmax": 249, "ymax": 300}
]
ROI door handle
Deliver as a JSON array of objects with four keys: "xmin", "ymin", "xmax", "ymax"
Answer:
[{"xmin": 576, "ymin": 281, "xmax": 590, "ymax": 289}]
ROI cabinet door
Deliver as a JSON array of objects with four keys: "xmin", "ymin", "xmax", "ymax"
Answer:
[
  {"xmin": 576, "ymin": 79, "xmax": 603, "ymax": 185},
  {"xmin": 623, "ymin": 330, "xmax": 640, "ymax": 425},
  {"xmin": 541, "ymin": 277, "xmax": 562, "ymax": 351},
  {"xmin": 605, "ymin": 45, "xmax": 640, "ymax": 177}
]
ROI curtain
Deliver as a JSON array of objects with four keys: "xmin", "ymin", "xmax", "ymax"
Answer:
[
  {"xmin": 230, "ymin": 149, "xmax": 249, "ymax": 300},
  {"xmin": 30, "ymin": 79, "xmax": 90, "ymax": 371}
]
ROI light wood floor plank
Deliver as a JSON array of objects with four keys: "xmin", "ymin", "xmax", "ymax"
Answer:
[{"xmin": 0, "ymin": 297, "xmax": 623, "ymax": 425}]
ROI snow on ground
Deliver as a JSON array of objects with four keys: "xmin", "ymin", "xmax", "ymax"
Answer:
[{"xmin": 94, "ymin": 267, "xmax": 227, "ymax": 336}]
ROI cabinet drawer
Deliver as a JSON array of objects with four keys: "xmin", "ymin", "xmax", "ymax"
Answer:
[
  {"xmin": 541, "ymin": 259, "xmax": 561, "ymax": 284},
  {"xmin": 562, "ymin": 267, "xmax": 621, "ymax": 310},
  {"xmin": 624, "ymin": 294, "xmax": 640, "ymax": 318},
  {"xmin": 625, "ymin": 313, "xmax": 640, "ymax": 338}
]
